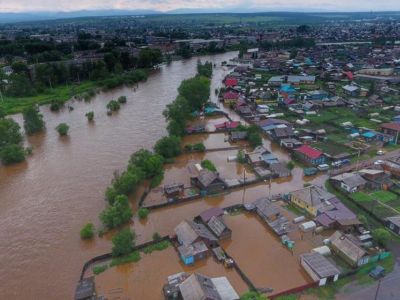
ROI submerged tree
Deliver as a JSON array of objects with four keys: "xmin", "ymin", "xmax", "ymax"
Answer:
[{"xmin": 23, "ymin": 106, "xmax": 45, "ymax": 135}]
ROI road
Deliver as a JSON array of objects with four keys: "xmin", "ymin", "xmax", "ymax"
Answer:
[{"xmin": 336, "ymin": 242, "xmax": 400, "ymax": 300}]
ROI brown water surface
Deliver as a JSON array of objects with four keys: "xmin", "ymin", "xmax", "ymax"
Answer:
[{"xmin": 0, "ymin": 52, "xmax": 237, "ymax": 299}]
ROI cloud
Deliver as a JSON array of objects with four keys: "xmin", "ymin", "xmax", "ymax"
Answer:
[{"xmin": 0, "ymin": 0, "xmax": 399, "ymax": 12}]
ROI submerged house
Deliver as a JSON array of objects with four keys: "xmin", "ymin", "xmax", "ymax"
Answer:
[
  {"xmin": 191, "ymin": 169, "xmax": 226, "ymax": 194},
  {"xmin": 251, "ymin": 197, "xmax": 289, "ymax": 235},
  {"xmin": 300, "ymin": 252, "xmax": 340, "ymax": 286},
  {"xmin": 174, "ymin": 220, "xmax": 218, "ymax": 265},
  {"xmin": 207, "ymin": 216, "xmax": 232, "ymax": 240},
  {"xmin": 290, "ymin": 185, "xmax": 336, "ymax": 217}
]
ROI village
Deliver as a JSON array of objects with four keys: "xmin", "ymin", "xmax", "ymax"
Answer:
[{"xmin": 74, "ymin": 43, "xmax": 400, "ymax": 300}]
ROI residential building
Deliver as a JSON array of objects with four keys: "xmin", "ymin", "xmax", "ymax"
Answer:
[
  {"xmin": 329, "ymin": 231, "xmax": 369, "ymax": 267},
  {"xmin": 294, "ymin": 145, "xmax": 326, "ymax": 166},
  {"xmin": 330, "ymin": 173, "xmax": 367, "ymax": 193},
  {"xmin": 300, "ymin": 252, "xmax": 340, "ymax": 286},
  {"xmin": 290, "ymin": 185, "xmax": 336, "ymax": 217}
]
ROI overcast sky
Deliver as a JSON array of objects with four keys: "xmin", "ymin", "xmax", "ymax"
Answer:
[{"xmin": 1, "ymin": 0, "xmax": 400, "ymax": 12}]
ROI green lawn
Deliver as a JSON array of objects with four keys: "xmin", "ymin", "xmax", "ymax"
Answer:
[
  {"xmin": 351, "ymin": 192, "xmax": 373, "ymax": 202},
  {"xmin": 1, "ymin": 81, "xmax": 97, "ymax": 114},
  {"xmin": 370, "ymin": 191, "xmax": 398, "ymax": 203}
]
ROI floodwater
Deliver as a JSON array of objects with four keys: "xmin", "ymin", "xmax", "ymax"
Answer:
[
  {"xmin": 0, "ymin": 52, "xmax": 238, "ymax": 299},
  {"xmin": 95, "ymin": 246, "xmax": 248, "ymax": 299}
]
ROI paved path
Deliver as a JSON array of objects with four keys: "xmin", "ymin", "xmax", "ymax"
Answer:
[
  {"xmin": 330, "ymin": 149, "xmax": 400, "ymax": 176},
  {"xmin": 336, "ymin": 242, "xmax": 400, "ymax": 300}
]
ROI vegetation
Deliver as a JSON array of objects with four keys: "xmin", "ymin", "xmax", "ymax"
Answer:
[
  {"xmin": 247, "ymin": 125, "xmax": 262, "ymax": 148},
  {"xmin": 201, "ymin": 159, "xmax": 217, "ymax": 172},
  {"xmin": 49, "ymin": 99, "xmax": 63, "ymax": 111},
  {"xmin": 23, "ymin": 106, "xmax": 45, "ymax": 135},
  {"xmin": 237, "ymin": 149, "xmax": 246, "ymax": 164},
  {"xmin": 56, "ymin": 123, "xmax": 69, "ymax": 136},
  {"xmin": 100, "ymin": 195, "xmax": 133, "ymax": 229},
  {"xmin": 80, "ymin": 223, "xmax": 95, "ymax": 240},
  {"xmin": 112, "ymin": 228, "xmax": 135, "ymax": 257},
  {"xmin": 117, "ymin": 96, "xmax": 127, "ymax": 104},
  {"xmin": 142, "ymin": 240, "xmax": 170, "ymax": 254},
  {"xmin": 178, "ymin": 76, "xmax": 210, "ymax": 111},
  {"xmin": 92, "ymin": 264, "xmax": 108, "ymax": 275},
  {"xmin": 372, "ymin": 228, "xmax": 391, "ymax": 247},
  {"xmin": 184, "ymin": 142, "xmax": 206, "ymax": 152},
  {"xmin": 152, "ymin": 232, "xmax": 161, "ymax": 241},
  {"xmin": 85, "ymin": 111, "xmax": 94, "ymax": 122},
  {"xmin": 240, "ymin": 291, "xmax": 268, "ymax": 300},
  {"xmin": 287, "ymin": 161, "xmax": 295, "ymax": 170},
  {"xmin": 110, "ymin": 250, "xmax": 141, "ymax": 267},
  {"xmin": 106, "ymin": 100, "xmax": 120, "ymax": 112},
  {"xmin": 0, "ymin": 143, "xmax": 26, "ymax": 165},
  {"xmin": 154, "ymin": 135, "xmax": 181, "ymax": 158},
  {"xmin": 138, "ymin": 207, "xmax": 150, "ymax": 220},
  {"xmin": 197, "ymin": 60, "xmax": 213, "ymax": 78}
]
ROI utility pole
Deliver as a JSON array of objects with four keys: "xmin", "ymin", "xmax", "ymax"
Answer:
[{"xmin": 241, "ymin": 169, "xmax": 246, "ymax": 205}]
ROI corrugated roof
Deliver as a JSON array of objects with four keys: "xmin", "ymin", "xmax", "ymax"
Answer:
[{"xmin": 301, "ymin": 252, "xmax": 340, "ymax": 278}]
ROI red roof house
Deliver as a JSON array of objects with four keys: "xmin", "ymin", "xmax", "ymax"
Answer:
[
  {"xmin": 215, "ymin": 121, "xmax": 241, "ymax": 130},
  {"xmin": 294, "ymin": 145, "xmax": 326, "ymax": 165},
  {"xmin": 225, "ymin": 78, "xmax": 238, "ymax": 87},
  {"xmin": 223, "ymin": 91, "xmax": 239, "ymax": 103}
]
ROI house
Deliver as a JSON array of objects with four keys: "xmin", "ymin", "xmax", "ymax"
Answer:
[
  {"xmin": 74, "ymin": 277, "xmax": 97, "ymax": 300},
  {"xmin": 385, "ymin": 216, "xmax": 400, "ymax": 235},
  {"xmin": 381, "ymin": 123, "xmax": 400, "ymax": 144},
  {"xmin": 223, "ymin": 91, "xmax": 239, "ymax": 103},
  {"xmin": 207, "ymin": 216, "xmax": 232, "ymax": 240},
  {"xmin": 199, "ymin": 207, "xmax": 224, "ymax": 223},
  {"xmin": 330, "ymin": 173, "xmax": 367, "ymax": 193},
  {"xmin": 268, "ymin": 126, "xmax": 295, "ymax": 141},
  {"xmin": 280, "ymin": 138, "xmax": 303, "ymax": 149},
  {"xmin": 191, "ymin": 169, "xmax": 226, "ymax": 194},
  {"xmin": 329, "ymin": 231, "xmax": 369, "ymax": 267},
  {"xmin": 290, "ymin": 185, "xmax": 336, "ymax": 217},
  {"xmin": 358, "ymin": 168, "xmax": 392, "ymax": 190},
  {"xmin": 163, "ymin": 272, "xmax": 189, "ymax": 300},
  {"xmin": 306, "ymin": 90, "xmax": 329, "ymax": 101},
  {"xmin": 342, "ymin": 85, "xmax": 360, "ymax": 96},
  {"xmin": 229, "ymin": 131, "xmax": 248, "ymax": 142},
  {"xmin": 215, "ymin": 121, "xmax": 241, "ymax": 131},
  {"xmin": 245, "ymin": 146, "xmax": 269, "ymax": 166},
  {"xmin": 294, "ymin": 145, "xmax": 326, "ymax": 166},
  {"xmin": 315, "ymin": 198, "xmax": 359, "ymax": 229},
  {"xmin": 178, "ymin": 273, "xmax": 239, "ymax": 300},
  {"xmin": 175, "ymin": 220, "xmax": 218, "ymax": 265},
  {"xmin": 300, "ymin": 252, "xmax": 340, "ymax": 286},
  {"xmin": 164, "ymin": 183, "xmax": 184, "ymax": 197},
  {"xmin": 252, "ymin": 197, "xmax": 289, "ymax": 235},
  {"xmin": 225, "ymin": 77, "xmax": 238, "ymax": 87}
]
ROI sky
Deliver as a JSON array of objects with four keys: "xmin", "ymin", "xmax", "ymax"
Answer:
[{"xmin": 0, "ymin": 0, "xmax": 400, "ymax": 13}]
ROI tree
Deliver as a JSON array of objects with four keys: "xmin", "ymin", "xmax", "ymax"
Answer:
[
  {"xmin": 118, "ymin": 96, "xmax": 127, "ymax": 104},
  {"xmin": 237, "ymin": 149, "xmax": 246, "ymax": 164},
  {"xmin": 287, "ymin": 161, "xmax": 295, "ymax": 170},
  {"xmin": 7, "ymin": 73, "xmax": 36, "ymax": 97},
  {"xmin": 0, "ymin": 143, "xmax": 25, "ymax": 165},
  {"xmin": 178, "ymin": 76, "xmax": 210, "ymax": 111},
  {"xmin": 372, "ymin": 228, "xmax": 391, "ymax": 247},
  {"xmin": 0, "ymin": 118, "xmax": 23, "ymax": 147},
  {"xmin": 85, "ymin": 111, "xmax": 94, "ymax": 122},
  {"xmin": 56, "ymin": 123, "xmax": 69, "ymax": 136},
  {"xmin": 201, "ymin": 159, "xmax": 217, "ymax": 172},
  {"xmin": 23, "ymin": 106, "xmax": 45, "ymax": 135},
  {"xmin": 113, "ymin": 170, "xmax": 142, "ymax": 195},
  {"xmin": 80, "ymin": 223, "xmax": 95, "ymax": 240},
  {"xmin": 138, "ymin": 207, "xmax": 149, "ymax": 219},
  {"xmin": 100, "ymin": 195, "xmax": 133, "ymax": 229},
  {"xmin": 197, "ymin": 60, "xmax": 213, "ymax": 78},
  {"xmin": 154, "ymin": 136, "xmax": 181, "ymax": 158},
  {"xmin": 247, "ymin": 125, "xmax": 262, "ymax": 148},
  {"xmin": 112, "ymin": 228, "xmax": 135, "ymax": 257},
  {"xmin": 105, "ymin": 186, "xmax": 118, "ymax": 205},
  {"xmin": 106, "ymin": 100, "xmax": 120, "ymax": 112}
]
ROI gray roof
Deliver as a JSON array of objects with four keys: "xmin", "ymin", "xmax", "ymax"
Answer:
[
  {"xmin": 211, "ymin": 277, "xmax": 240, "ymax": 300},
  {"xmin": 386, "ymin": 216, "xmax": 400, "ymax": 227},
  {"xmin": 178, "ymin": 241, "xmax": 208, "ymax": 258},
  {"xmin": 198, "ymin": 169, "xmax": 220, "ymax": 188},
  {"xmin": 301, "ymin": 252, "xmax": 340, "ymax": 278},
  {"xmin": 74, "ymin": 277, "xmax": 95, "ymax": 300},
  {"xmin": 331, "ymin": 173, "xmax": 367, "ymax": 188},
  {"xmin": 253, "ymin": 197, "xmax": 280, "ymax": 219},
  {"xmin": 290, "ymin": 185, "xmax": 336, "ymax": 211},
  {"xmin": 175, "ymin": 220, "xmax": 217, "ymax": 246},
  {"xmin": 179, "ymin": 273, "xmax": 221, "ymax": 300},
  {"xmin": 330, "ymin": 231, "xmax": 367, "ymax": 263},
  {"xmin": 207, "ymin": 216, "xmax": 229, "ymax": 238}
]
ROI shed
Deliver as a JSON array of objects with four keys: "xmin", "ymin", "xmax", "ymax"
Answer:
[
  {"xmin": 300, "ymin": 221, "xmax": 317, "ymax": 232},
  {"xmin": 329, "ymin": 231, "xmax": 369, "ymax": 267},
  {"xmin": 300, "ymin": 252, "xmax": 340, "ymax": 286}
]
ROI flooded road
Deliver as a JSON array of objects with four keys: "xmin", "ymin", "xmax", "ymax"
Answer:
[{"xmin": 0, "ymin": 52, "xmax": 238, "ymax": 299}]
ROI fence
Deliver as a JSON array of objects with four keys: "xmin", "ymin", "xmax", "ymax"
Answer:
[
  {"xmin": 268, "ymin": 281, "xmax": 318, "ymax": 299},
  {"xmin": 79, "ymin": 236, "xmax": 171, "ymax": 281}
]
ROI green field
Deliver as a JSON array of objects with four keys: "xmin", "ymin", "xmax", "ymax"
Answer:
[{"xmin": 1, "ymin": 81, "xmax": 97, "ymax": 115}]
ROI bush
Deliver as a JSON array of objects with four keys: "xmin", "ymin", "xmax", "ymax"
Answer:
[
  {"xmin": 152, "ymin": 232, "xmax": 161, "ymax": 241},
  {"xmin": 118, "ymin": 96, "xmax": 127, "ymax": 104},
  {"xmin": 110, "ymin": 251, "xmax": 141, "ymax": 267},
  {"xmin": 80, "ymin": 223, "xmax": 95, "ymax": 240},
  {"xmin": 23, "ymin": 106, "xmax": 45, "ymax": 135},
  {"xmin": 201, "ymin": 159, "xmax": 217, "ymax": 172},
  {"xmin": 237, "ymin": 149, "xmax": 246, "ymax": 164},
  {"xmin": 106, "ymin": 100, "xmax": 120, "ymax": 112},
  {"xmin": 154, "ymin": 136, "xmax": 181, "ymax": 158},
  {"xmin": 0, "ymin": 144, "xmax": 26, "ymax": 165},
  {"xmin": 240, "ymin": 291, "xmax": 267, "ymax": 300},
  {"xmin": 105, "ymin": 186, "xmax": 118, "ymax": 205},
  {"xmin": 372, "ymin": 228, "xmax": 391, "ymax": 247},
  {"xmin": 287, "ymin": 161, "xmax": 295, "ymax": 170},
  {"xmin": 92, "ymin": 264, "xmax": 108, "ymax": 275},
  {"xmin": 112, "ymin": 228, "xmax": 135, "ymax": 257},
  {"xmin": 50, "ymin": 100, "xmax": 63, "ymax": 112},
  {"xmin": 56, "ymin": 123, "xmax": 69, "ymax": 136},
  {"xmin": 142, "ymin": 240, "xmax": 170, "ymax": 254},
  {"xmin": 85, "ymin": 111, "xmax": 94, "ymax": 121},
  {"xmin": 193, "ymin": 143, "xmax": 206, "ymax": 152},
  {"xmin": 138, "ymin": 207, "xmax": 150, "ymax": 219}
]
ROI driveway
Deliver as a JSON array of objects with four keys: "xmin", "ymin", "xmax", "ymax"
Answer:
[{"xmin": 336, "ymin": 242, "xmax": 400, "ymax": 300}]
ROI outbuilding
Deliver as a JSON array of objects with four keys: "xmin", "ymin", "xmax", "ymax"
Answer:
[{"xmin": 300, "ymin": 252, "xmax": 340, "ymax": 286}]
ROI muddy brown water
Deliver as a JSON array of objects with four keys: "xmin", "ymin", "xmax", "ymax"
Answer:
[{"xmin": 0, "ymin": 53, "xmax": 238, "ymax": 299}]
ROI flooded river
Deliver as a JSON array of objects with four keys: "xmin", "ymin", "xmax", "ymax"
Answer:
[{"xmin": 0, "ymin": 52, "xmax": 238, "ymax": 299}]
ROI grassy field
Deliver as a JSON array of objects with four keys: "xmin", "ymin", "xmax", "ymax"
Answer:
[{"xmin": 1, "ymin": 81, "xmax": 97, "ymax": 115}]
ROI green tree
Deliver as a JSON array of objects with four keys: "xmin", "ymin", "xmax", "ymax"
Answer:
[
  {"xmin": 0, "ymin": 143, "xmax": 25, "ymax": 164},
  {"xmin": 197, "ymin": 60, "xmax": 213, "ymax": 78},
  {"xmin": 105, "ymin": 186, "xmax": 118, "ymax": 205},
  {"xmin": 372, "ymin": 228, "xmax": 391, "ymax": 247},
  {"xmin": 118, "ymin": 96, "xmax": 127, "ymax": 104},
  {"xmin": 178, "ymin": 76, "xmax": 210, "ymax": 111},
  {"xmin": 112, "ymin": 228, "xmax": 135, "ymax": 257},
  {"xmin": 287, "ymin": 161, "xmax": 295, "ymax": 170},
  {"xmin": 56, "ymin": 123, "xmax": 69, "ymax": 136},
  {"xmin": 80, "ymin": 223, "xmax": 95, "ymax": 240},
  {"xmin": 0, "ymin": 118, "xmax": 23, "ymax": 147},
  {"xmin": 85, "ymin": 111, "xmax": 94, "ymax": 122},
  {"xmin": 113, "ymin": 170, "xmax": 142, "ymax": 196},
  {"xmin": 23, "ymin": 106, "xmax": 45, "ymax": 135},
  {"xmin": 138, "ymin": 207, "xmax": 150, "ymax": 219},
  {"xmin": 106, "ymin": 100, "xmax": 120, "ymax": 112},
  {"xmin": 154, "ymin": 136, "xmax": 181, "ymax": 158},
  {"xmin": 7, "ymin": 73, "xmax": 36, "ymax": 97},
  {"xmin": 100, "ymin": 195, "xmax": 133, "ymax": 229},
  {"xmin": 201, "ymin": 159, "xmax": 217, "ymax": 172}
]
